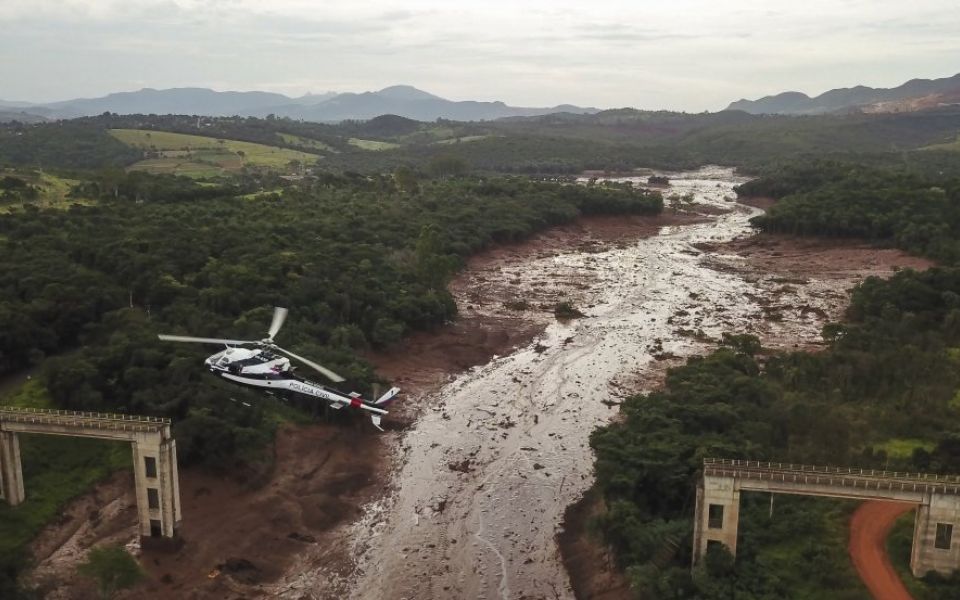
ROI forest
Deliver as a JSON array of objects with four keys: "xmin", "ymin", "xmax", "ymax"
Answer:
[
  {"xmin": 0, "ymin": 172, "xmax": 662, "ymax": 449},
  {"xmin": 746, "ymin": 160, "xmax": 960, "ymax": 262}
]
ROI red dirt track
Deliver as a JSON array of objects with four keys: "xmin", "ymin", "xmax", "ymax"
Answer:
[{"xmin": 848, "ymin": 501, "xmax": 915, "ymax": 600}]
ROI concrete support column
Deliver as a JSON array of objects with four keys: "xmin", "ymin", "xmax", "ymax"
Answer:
[
  {"xmin": 159, "ymin": 438, "xmax": 182, "ymax": 535},
  {"xmin": 692, "ymin": 474, "xmax": 741, "ymax": 566},
  {"xmin": 132, "ymin": 429, "xmax": 181, "ymax": 543},
  {"xmin": 0, "ymin": 431, "xmax": 24, "ymax": 506},
  {"xmin": 912, "ymin": 493, "xmax": 960, "ymax": 577}
]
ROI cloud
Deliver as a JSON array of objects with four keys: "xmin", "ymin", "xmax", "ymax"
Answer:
[{"xmin": 1, "ymin": 0, "xmax": 959, "ymax": 110}]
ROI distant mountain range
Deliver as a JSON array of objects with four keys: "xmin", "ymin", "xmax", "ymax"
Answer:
[
  {"xmin": 0, "ymin": 85, "xmax": 599, "ymax": 123},
  {"xmin": 726, "ymin": 73, "xmax": 960, "ymax": 115}
]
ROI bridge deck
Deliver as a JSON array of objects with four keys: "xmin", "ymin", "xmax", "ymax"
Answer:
[
  {"xmin": 0, "ymin": 406, "xmax": 170, "ymax": 434},
  {"xmin": 704, "ymin": 458, "xmax": 960, "ymax": 497}
]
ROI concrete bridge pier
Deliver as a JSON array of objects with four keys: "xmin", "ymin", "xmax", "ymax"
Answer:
[
  {"xmin": 692, "ymin": 474, "xmax": 741, "ymax": 564},
  {"xmin": 912, "ymin": 493, "xmax": 960, "ymax": 576},
  {"xmin": 131, "ymin": 433, "xmax": 182, "ymax": 543},
  {"xmin": 0, "ymin": 431, "xmax": 24, "ymax": 505}
]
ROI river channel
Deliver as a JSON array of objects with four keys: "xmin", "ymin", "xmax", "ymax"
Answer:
[{"xmin": 335, "ymin": 166, "xmax": 854, "ymax": 599}]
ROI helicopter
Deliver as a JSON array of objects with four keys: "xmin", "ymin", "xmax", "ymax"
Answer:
[{"xmin": 157, "ymin": 307, "xmax": 400, "ymax": 430}]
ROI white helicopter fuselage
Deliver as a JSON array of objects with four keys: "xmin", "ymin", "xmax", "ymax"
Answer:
[
  {"xmin": 158, "ymin": 307, "xmax": 399, "ymax": 430},
  {"xmin": 204, "ymin": 346, "xmax": 396, "ymax": 429}
]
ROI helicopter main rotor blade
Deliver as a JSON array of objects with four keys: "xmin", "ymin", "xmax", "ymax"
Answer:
[
  {"xmin": 158, "ymin": 334, "xmax": 252, "ymax": 346},
  {"xmin": 267, "ymin": 306, "xmax": 288, "ymax": 341},
  {"xmin": 274, "ymin": 345, "xmax": 345, "ymax": 383}
]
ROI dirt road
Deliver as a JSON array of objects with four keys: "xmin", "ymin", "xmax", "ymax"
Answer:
[{"xmin": 849, "ymin": 501, "xmax": 915, "ymax": 600}]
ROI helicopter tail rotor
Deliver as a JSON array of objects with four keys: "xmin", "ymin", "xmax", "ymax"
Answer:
[{"xmin": 374, "ymin": 387, "xmax": 401, "ymax": 406}]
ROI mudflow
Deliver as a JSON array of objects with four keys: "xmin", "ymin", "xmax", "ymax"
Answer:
[{"xmin": 337, "ymin": 166, "xmax": 858, "ymax": 599}]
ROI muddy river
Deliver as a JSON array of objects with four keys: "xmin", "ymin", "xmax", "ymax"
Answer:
[{"xmin": 327, "ymin": 166, "xmax": 844, "ymax": 600}]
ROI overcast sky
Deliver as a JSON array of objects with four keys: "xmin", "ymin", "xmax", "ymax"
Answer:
[{"xmin": 1, "ymin": 0, "xmax": 959, "ymax": 111}]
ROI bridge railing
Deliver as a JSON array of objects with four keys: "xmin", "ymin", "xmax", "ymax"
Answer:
[
  {"xmin": 704, "ymin": 458, "xmax": 960, "ymax": 496},
  {"xmin": 704, "ymin": 458, "xmax": 960, "ymax": 484},
  {"xmin": 0, "ymin": 406, "xmax": 170, "ymax": 433}
]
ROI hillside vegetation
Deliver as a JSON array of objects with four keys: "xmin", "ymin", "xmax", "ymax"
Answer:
[
  {"xmin": 5, "ymin": 108, "xmax": 960, "ymax": 177},
  {"xmin": 110, "ymin": 129, "xmax": 321, "ymax": 177}
]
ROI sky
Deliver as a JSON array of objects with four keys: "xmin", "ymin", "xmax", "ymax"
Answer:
[{"xmin": 1, "ymin": 0, "xmax": 959, "ymax": 111}]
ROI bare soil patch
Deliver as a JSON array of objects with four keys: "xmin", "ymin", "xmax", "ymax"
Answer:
[
  {"xmin": 701, "ymin": 233, "xmax": 933, "ymax": 280},
  {"xmin": 737, "ymin": 196, "xmax": 777, "ymax": 210},
  {"xmin": 26, "ymin": 425, "xmax": 385, "ymax": 599}
]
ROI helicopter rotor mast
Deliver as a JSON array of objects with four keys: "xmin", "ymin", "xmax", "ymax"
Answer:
[{"xmin": 157, "ymin": 306, "xmax": 345, "ymax": 383}]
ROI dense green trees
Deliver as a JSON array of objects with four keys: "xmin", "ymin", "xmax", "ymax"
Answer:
[
  {"xmin": 77, "ymin": 545, "xmax": 144, "ymax": 599},
  {"xmin": 0, "ymin": 121, "xmax": 140, "ymax": 169},
  {"xmin": 0, "ymin": 172, "xmax": 661, "ymax": 468},
  {"xmin": 747, "ymin": 162, "xmax": 960, "ymax": 263}
]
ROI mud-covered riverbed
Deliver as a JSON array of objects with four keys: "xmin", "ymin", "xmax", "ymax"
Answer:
[{"xmin": 339, "ymin": 166, "xmax": 888, "ymax": 600}]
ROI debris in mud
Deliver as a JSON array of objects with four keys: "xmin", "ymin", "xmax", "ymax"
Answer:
[
  {"xmin": 533, "ymin": 463, "xmax": 546, "ymax": 470},
  {"xmin": 448, "ymin": 459, "xmax": 474, "ymax": 473},
  {"xmin": 533, "ymin": 343, "xmax": 549, "ymax": 354},
  {"xmin": 287, "ymin": 532, "xmax": 317, "ymax": 544},
  {"xmin": 554, "ymin": 301, "xmax": 585, "ymax": 320},
  {"xmin": 504, "ymin": 299, "xmax": 531, "ymax": 311},
  {"xmin": 218, "ymin": 558, "xmax": 261, "ymax": 584},
  {"xmin": 800, "ymin": 305, "xmax": 829, "ymax": 318}
]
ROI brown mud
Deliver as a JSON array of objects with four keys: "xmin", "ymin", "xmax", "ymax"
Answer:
[
  {"xmin": 27, "ymin": 425, "xmax": 386, "ymax": 599},
  {"xmin": 368, "ymin": 210, "xmax": 708, "ymax": 414}
]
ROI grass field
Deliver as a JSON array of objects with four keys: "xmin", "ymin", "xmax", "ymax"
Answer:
[
  {"xmin": 110, "ymin": 129, "xmax": 321, "ymax": 177},
  {"xmin": 921, "ymin": 135, "xmax": 960, "ymax": 152},
  {"xmin": 348, "ymin": 138, "xmax": 401, "ymax": 151},
  {"xmin": 279, "ymin": 133, "xmax": 336, "ymax": 153},
  {"xmin": 434, "ymin": 134, "xmax": 492, "ymax": 145},
  {"xmin": 0, "ymin": 169, "xmax": 95, "ymax": 213},
  {"xmin": 875, "ymin": 438, "xmax": 935, "ymax": 460}
]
